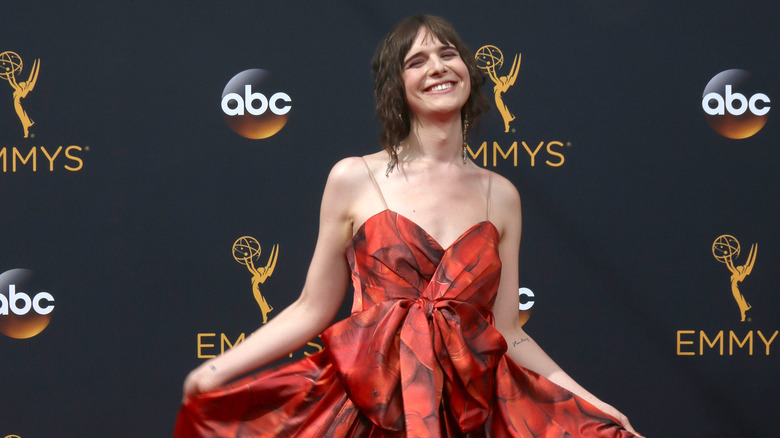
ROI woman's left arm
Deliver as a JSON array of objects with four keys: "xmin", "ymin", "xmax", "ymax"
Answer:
[{"xmin": 490, "ymin": 176, "xmax": 642, "ymax": 437}]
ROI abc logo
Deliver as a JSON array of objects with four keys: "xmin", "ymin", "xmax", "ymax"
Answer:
[
  {"xmin": 702, "ymin": 69, "xmax": 770, "ymax": 139},
  {"xmin": 221, "ymin": 69, "xmax": 292, "ymax": 139},
  {"xmin": 0, "ymin": 269, "xmax": 55, "ymax": 339}
]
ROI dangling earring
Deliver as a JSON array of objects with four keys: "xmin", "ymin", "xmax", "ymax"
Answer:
[
  {"xmin": 387, "ymin": 112, "xmax": 404, "ymax": 176},
  {"xmin": 386, "ymin": 145, "xmax": 398, "ymax": 177},
  {"xmin": 462, "ymin": 114, "xmax": 469, "ymax": 163}
]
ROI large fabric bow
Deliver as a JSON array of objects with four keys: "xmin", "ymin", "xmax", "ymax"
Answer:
[{"xmin": 322, "ymin": 275, "xmax": 505, "ymax": 435}]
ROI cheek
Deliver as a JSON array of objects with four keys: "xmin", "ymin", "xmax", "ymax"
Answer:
[
  {"xmin": 458, "ymin": 62, "xmax": 471, "ymax": 82},
  {"xmin": 458, "ymin": 75, "xmax": 471, "ymax": 103},
  {"xmin": 459, "ymin": 67, "xmax": 472, "ymax": 95},
  {"xmin": 402, "ymin": 74, "xmax": 421, "ymax": 103}
]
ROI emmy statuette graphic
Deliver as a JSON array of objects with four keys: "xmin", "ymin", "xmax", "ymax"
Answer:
[
  {"xmin": 0, "ymin": 51, "xmax": 40, "ymax": 138},
  {"xmin": 713, "ymin": 234, "xmax": 757, "ymax": 322},
  {"xmin": 233, "ymin": 236, "xmax": 279, "ymax": 324},
  {"xmin": 475, "ymin": 45, "xmax": 520, "ymax": 133}
]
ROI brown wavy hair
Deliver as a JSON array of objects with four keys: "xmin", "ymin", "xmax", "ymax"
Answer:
[{"xmin": 371, "ymin": 15, "xmax": 490, "ymax": 163}]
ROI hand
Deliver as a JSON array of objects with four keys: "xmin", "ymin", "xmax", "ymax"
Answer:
[
  {"xmin": 181, "ymin": 361, "xmax": 222, "ymax": 403},
  {"xmin": 598, "ymin": 402, "xmax": 644, "ymax": 438},
  {"xmin": 615, "ymin": 412, "xmax": 644, "ymax": 438}
]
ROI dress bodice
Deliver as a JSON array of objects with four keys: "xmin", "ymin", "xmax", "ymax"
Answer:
[
  {"xmin": 321, "ymin": 209, "xmax": 507, "ymax": 433},
  {"xmin": 346, "ymin": 209, "xmax": 502, "ymax": 317}
]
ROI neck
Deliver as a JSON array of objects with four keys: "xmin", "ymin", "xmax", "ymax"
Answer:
[{"xmin": 401, "ymin": 113, "xmax": 463, "ymax": 165}]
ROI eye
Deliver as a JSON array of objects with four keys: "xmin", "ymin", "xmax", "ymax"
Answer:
[
  {"xmin": 441, "ymin": 49, "xmax": 459, "ymax": 59},
  {"xmin": 405, "ymin": 58, "xmax": 424, "ymax": 69}
]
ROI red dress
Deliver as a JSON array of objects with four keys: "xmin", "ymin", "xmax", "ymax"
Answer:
[{"xmin": 174, "ymin": 208, "xmax": 636, "ymax": 437}]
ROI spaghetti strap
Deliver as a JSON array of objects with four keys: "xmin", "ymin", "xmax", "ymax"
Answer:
[
  {"xmin": 486, "ymin": 171, "xmax": 493, "ymax": 221},
  {"xmin": 361, "ymin": 157, "xmax": 389, "ymax": 210}
]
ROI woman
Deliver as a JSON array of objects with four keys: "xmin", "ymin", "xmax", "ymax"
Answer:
[{"xmin": 176, "ymin": 15, "xmax": 642, "ymax": 437}]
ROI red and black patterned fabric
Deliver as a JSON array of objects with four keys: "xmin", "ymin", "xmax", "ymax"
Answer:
[{"xmin": 174, "ymin": 210, "xmax": 635, "ymax": 437}]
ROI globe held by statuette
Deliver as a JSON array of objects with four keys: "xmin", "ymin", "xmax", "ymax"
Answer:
[
  {"xmin": 712, "ymin": 234, "xmax": 740, "ymax": 263},
  {"xmin": 233, "ymin": 236, "xmax": 261, "ymax": 265},
  {"xmin": 475, "ymin": 45, "xmax": 503, "ymax": 73},
  {"xmin": 0, "ymin": 51, "xmax": 23, "ymax": 80}
]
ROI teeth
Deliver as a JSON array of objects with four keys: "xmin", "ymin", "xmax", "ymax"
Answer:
[{"xmin": 429, "ymin": 83, "xmax": 453, "ymax": 92}]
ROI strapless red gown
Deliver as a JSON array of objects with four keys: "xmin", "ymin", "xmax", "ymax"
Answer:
[{"xmin": 175, "ymin": 210, "xmax": 635, "ymax": 437}]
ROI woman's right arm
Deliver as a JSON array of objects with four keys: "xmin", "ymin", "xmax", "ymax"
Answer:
[{"xmin": 182, "ymin": 159, "xmax": 360, "ymax": 401}]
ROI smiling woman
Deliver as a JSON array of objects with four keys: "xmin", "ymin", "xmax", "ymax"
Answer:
[
  {"xmin": 371, "ymin": 15, "xmax": 489, "ymax": 175},
  {"xmin": 402, "ymin": 33, "xmax": 470, "ymax": 125},
  {"xmin": 174, "ymin": 15, "xmax": 642, "ymax": 438}
]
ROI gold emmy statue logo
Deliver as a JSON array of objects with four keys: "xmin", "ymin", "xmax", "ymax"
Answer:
[
  {"xmin": 233, "ymin": 236, "xmax": 279, "ymax": 323},
  {"xmin": 475, "ymin": 45, "xmax": 520, "ymax": 133},
  {"xmin": 713, "ymin": 235, "xmax": 757, "ymax": 322},
  {"xmin": 0, "ymin": 51, "xmax": 40, "ymax": 138}
]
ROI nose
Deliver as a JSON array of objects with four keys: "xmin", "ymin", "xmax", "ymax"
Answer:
[{"xmin": 427, "ymin": 55, "xmax": 447, "ymax": 76}]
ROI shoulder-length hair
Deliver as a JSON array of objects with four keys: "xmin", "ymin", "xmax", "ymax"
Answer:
[{"xmin": 371, "ymin": 15, "xmax": 490, "ymax": 159}]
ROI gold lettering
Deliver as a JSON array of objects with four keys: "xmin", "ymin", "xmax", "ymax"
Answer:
[
  {"xmin": 13, "ymin": 147, "xmax": 36, "ymax": 172},
  {"xmin": 467, "ymin": 142, "xmax": 488, "ymax": 167},
  {"xmin": 676, "ymin": 330, "xmax": 696, "ymax": 356},
  {"xmin": 758, "ymin": 330, "xmax": 779, "ymax": 355},
  {"xmin": 303, "ymin": 338, "xmax": 324, "ymax": 357},
  {"xmin": 0, "ymin": 147, "xmax": 6, "ymax": 172},
  {"xmin": 197, "ymin": 333, "xmax": 216, "ymax": 358},
  {"xmin": 64, "ymin": 145, "xmax": 83, "ymax": 171},
  {"xmin": 729, "ymin": 331, "xmax": 753, "ymax": 355},
  {"xmin": 220, "ymin": 332, "xmax": 246, "ymax": 353},
  {"xmin": 546, "ymin": 141, "xmax": 565, "ymax": 167},
  {"xmin": 194, "ymin": 333, "xmax": 323, "ymax": 360},
  {"xmin": 41, "ymin": 146, "xmax": 62, "ymax": 171},
  {"xmin": 493, "ymin": 141, "xmax": 517, "ymax": 166},
  {"xmin": 521, "ymin": 141, "xmax": 543, "ymax": 167},
  {"xmin": 700, "ymin": 330, "xmax": 724, "ymax": 355}
]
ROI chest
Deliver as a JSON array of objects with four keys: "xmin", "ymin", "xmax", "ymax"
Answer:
[{"xmin": 378, "ymin": 175, "xmax": 489, "ymax": 248}]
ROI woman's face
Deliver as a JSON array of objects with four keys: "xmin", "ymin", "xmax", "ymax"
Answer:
[{"xmin": 402, "ymin": 28, "xmax": 470, "ymax": 121}]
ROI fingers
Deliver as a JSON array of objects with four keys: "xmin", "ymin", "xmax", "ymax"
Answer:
[
  {"xmin": 181, "ymin": 376, "xmax": 196, "ymax": 404},
  {"xmin": 181, "ymin": 367, "xmax": 206, "ymax": 404},
  {"xmin": 181, "ymin": 363, "xmax": 223, "ymax": 404},
  {"xmin": 620, "ymin": 417, "xmax": 644, "ymax": 438}
]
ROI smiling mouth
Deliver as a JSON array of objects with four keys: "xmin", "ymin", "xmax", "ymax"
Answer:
[{"xmin": 425, "ymin": 82, "xmax": 455, "ymax": 92}]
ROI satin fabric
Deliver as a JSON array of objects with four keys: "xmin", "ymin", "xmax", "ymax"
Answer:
[{"xmin": 175, "ymin": 210, "xmax": 635, "ymax": 437}]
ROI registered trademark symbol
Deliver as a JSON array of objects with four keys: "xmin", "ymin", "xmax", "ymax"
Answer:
[
  {"xmin": 30, "ymin": 133, "xmax": 35, "ymax": 139},
  {"xmin": 85, "ymin": 146, "xmax": 90, "ymax": 151},
  {"xmin": 566, "ymin": 142, "xmax": 572, "ymax": 147},
  {"xmin": 748, "ymin": 317, "xmax": 752, "ymax": 322},
  {"xmin": 511, "ymin": 128, "xmax": 516, "ymax": 133}
]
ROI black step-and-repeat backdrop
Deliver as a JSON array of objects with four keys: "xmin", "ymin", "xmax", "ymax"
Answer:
[{"xmin": 2, "ymin": 2, "xmax": 778, "ymax": 437}]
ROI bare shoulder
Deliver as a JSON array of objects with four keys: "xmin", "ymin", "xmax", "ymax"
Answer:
[
  {"xmin": 485, "ymin": 169, "xmax": 522, "ymax": 238},
  {"xmin": 327, "ymin": 152, "xmax": 386, "ymax": 185},
  {"xmin": 328, "ymin": 156, "xmax": 364, "ymax": 183},
  {"xmin": 323, "ymin": 153, "xmax": 388, "ymax": 226},
  {"xmin": 322, "ymin": 156, "xmax": 368, "ymax": 201},
  {"xmin": 487, "ymin": 170, "xmax": 521, "ymax": 210}
]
